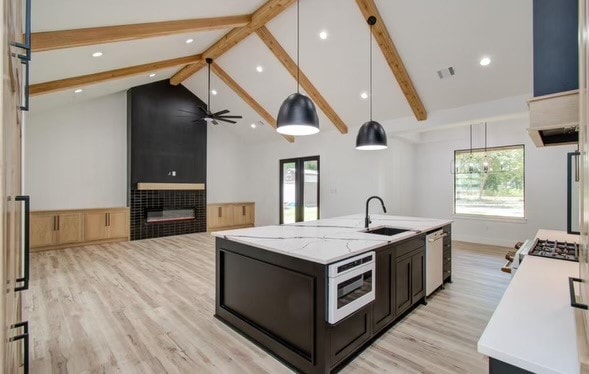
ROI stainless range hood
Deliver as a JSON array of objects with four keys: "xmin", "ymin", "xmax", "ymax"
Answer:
[{"xmin": 527, "ymin": 90, "xmax": 579, "ymax": 147}]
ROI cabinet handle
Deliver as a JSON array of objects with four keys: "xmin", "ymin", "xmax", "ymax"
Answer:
[
  {"xmin": 242, "ymin": 206, "xmax": 246, "ymax": 216},
  {"xmin": 569, "ymin": 277, "xmax": 589, "ymax": 310},
  {"xmin": 108, "ymin": 213, "xmax": 111, "ymax": 226},
  {"xmin": 56, "ymin": 215, "xmax": 60, "ymax": 231},
  {"xmin": 9, "ymin": 321, "xmax": 29, "ymax": 374},
  {"xmin": 15, "ymin": 196, "xmax": 30, "ymax": 292},
  {"xmin": 218, "ymin": 207, "xmax": 222, "ymax": 218},
  {"xmin": 11, "ymin": 0, "xmax": 31, "ymax": 111}
]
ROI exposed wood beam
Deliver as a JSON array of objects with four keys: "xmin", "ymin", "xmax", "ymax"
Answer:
[
  {"xmin": 211, "ymin": 63, "xmax": 294, "ymax": 143},
  {"xmin": 170, "ymin": 0, "xmax": 296, "ymax": 85},
  {"xmin": 31, "ymin": 15, "xmax": 251, "ymax": 52},
  {"xmin": 30, "ymin": 55, "xmax": 202, "ymax": 96},
  {"xmin": 355, "ymin": 0, "xmax": 427, "ymax": 121},
  {"xmin": 256, "ymin": 26, "xmax": 348, "ymax": 134}
]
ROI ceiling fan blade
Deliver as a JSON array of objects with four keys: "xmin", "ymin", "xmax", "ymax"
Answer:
[
  {"xmin": 217, "ymin": 118, "xmax": 237, "ymax": 124},
  {"xmin": 212, "ymin": 119, "xmax": 219, "ymax": 125},
  {"xmin": 178, "ymin": 109, "xmax": 200, "ymax": 115},
  {"xmin": 216, "ymin": 115, "xmax": 243, "ymax": 119},
  {"xmin": 214, "ymin": 109, "xmax": 230, "ymax": 116}
]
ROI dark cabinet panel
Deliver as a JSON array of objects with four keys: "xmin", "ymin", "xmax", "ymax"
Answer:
[
  {"xmin": 411, "ymin": 250, "xmax": 425, "ymax": 301},
  {"xmin": 395, "ymin": 256, "xmax": 412, "ymax": 315},
  {"xmin": 220, "ymin": 250, "xmax": 315, "ymax": 359},
  {"xmin": 329, "ymin": 305, "xmax": 372, "ymax": 367},
  {"xmin": 533, "ymin": 0, "xmax": 579, "ymax": 96},
  {"xmin": 373, "ymin": 249, "xmax": 395, "ymax": 333}
]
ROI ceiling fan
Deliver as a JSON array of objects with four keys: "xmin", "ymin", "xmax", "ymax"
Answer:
[{"xmin": 185, "ymin": 58, "xmax": 243, "ymax": 125}]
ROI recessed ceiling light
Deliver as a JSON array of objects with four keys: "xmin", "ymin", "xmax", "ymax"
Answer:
[
  {"xmin": 360, "ymin": 91, "xmax": 368, "ymax": 100},
  {"xmin": 251, "ymin": 123, "xmax": 257, "ymax": 129},
  {"xmin": 149, "ymin": 73, "xmax": 156, "ymax": 78},
  {"xmin": 211, "ymin": 89, "xmax": 217, "ymax": 95},
  {"xmin": 319, "ymin": 30, "xmax": 328, "ymax": 40},
  {"xmin": 185, "ymin": 38, "xmax": 194, "ymax": 44},
  {"xmin": 92, "ymin": 51, "xmax": 103, "ymax": 57},
  {"xmin": 256, "ymin": 65, "xmax": 264, "ymax": 73},
  {"xmin": 74, "ymin": 89, "xmax": 83, "ymax": 93},
  {"xmin": 480, "ymin": 57, "xmax": 491, "ymax": 66}
]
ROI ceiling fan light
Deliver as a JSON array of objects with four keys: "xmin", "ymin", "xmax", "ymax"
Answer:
[
  {"xmin": 356, "ymin": 120, "xmax": 387, "ymax": 150},
  {"xmin": 277, "ymin": 93, "xmax": 319, "ymax": 136}
]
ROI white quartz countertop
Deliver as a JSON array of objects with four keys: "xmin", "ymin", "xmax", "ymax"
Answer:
[
  {"xmin": 477, "ymin": 230, "xmax": 581, "ymax": 374},
  {"xmin": 211, "ymin": 214, "xmax": 452, "ymax": 264}
]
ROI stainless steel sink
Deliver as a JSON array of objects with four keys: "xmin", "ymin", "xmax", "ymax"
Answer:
[{"xmin": 364, "ymin": 227, "xmax": 410, "ymax": 236}]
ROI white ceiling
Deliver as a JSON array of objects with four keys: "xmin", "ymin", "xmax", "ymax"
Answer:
[{"xmin": 29, "ymin": 0, "xmax": 533, "ymax": 143}]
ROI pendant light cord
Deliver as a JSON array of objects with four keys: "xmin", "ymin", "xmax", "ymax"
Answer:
[
  {"xmin": 369, "ymin": 22, "xmax": 373, "ymax": 121},
  {"xmin": 296, "ymin": 0, "xmax": 300, "ymax": 93},
  {"xmin": 207, "ymin": 62, "xmax": 211, "ymax": 109}
]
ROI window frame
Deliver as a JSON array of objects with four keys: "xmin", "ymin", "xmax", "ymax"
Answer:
[{"xmin": 453, "ymin": 144, "xmax": 526, "ymax": 220}]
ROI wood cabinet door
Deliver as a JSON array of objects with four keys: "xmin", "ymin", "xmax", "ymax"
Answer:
[
  {"xmin": 84, "ymin": 212, "xmax": 108, "ymax": 241},
  {"xmin": 411, "ymin": 250, "xmax": 425, "ymax": 302},
  {"xmin": 107, "ymin": 211, "xmax": 128, "ymax": 239},
  {"xmin": 232, "ymin": 204, "xmax": 253, "ymax": 226},
  {"xmin": 373, "ymin": 249, "xmax": 395, "ymax": 333},
  {"xmin": 208, "ymin": 205, "xmax": 233, "ymax": 229},
  {"xmin": 395, "ymin": 256, "xmax": 412, "ymax": 316},
  {"xmin": 56, "ymin": 213, "xmax": 83, "ymax": 245},
  {"xmin": 31, "ymin": 214, "xmax": 56, "ymax": 248}
]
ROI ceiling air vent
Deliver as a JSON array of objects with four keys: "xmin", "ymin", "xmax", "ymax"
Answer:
[{"xmin": 437, "ymin": 66, "xmax": 455, "ymax": 79}]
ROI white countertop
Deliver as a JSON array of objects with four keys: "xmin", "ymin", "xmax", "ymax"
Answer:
[
  {"xmin": 478, "ymin": 230, "xmax": 581, "ymax": 374},
  {"xmin": 211, "ymin": 214, "xmax": 452, "ymax": 264}
]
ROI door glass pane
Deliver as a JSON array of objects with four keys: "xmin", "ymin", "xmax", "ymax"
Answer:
[
  {"xmin": 303, "ymin": 160, "xmax": 319, "ymax": 221},
  {"xmin": 282, "ymin": 162, "xmax": 296, "ymax": 224}
]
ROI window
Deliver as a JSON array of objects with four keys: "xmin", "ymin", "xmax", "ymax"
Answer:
[
  {"xmin": 280, "ymin": 156, "xmax": 320, "ymax": 224},
  {"xmin": 454, "ymin": 145, "xmax": 524, "ymax": 218}
]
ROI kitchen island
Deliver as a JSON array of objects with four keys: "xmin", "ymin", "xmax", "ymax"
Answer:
[{"xmin": 212, "ymin": 214, "xmax": 452, "ymax": 373}]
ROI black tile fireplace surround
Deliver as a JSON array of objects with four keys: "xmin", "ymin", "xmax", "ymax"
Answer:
[{"xmin": 130, "ymin": 189, "xmax": 206, "ymax": 241}]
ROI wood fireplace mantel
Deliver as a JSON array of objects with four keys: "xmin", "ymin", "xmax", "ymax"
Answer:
[{"xmin": 137, "ymin": 183, "xmax": 205, "ymax": 191}]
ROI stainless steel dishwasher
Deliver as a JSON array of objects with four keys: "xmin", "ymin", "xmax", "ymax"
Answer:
[{"xmin": 426, "ymin": 229, "xmax": 445, "ymax": 296}]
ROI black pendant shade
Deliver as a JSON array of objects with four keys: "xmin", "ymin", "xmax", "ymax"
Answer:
[
  {"xmin": 277, "ymin": 93, "xmax": 320, "ymax": 136},
  {"xmin": 356, "ymin": 15, "xmax": 388, "ymax": 151},
  {"xmin": 356, "ymin": 120, "xmax": 387, "ymax": 150}
]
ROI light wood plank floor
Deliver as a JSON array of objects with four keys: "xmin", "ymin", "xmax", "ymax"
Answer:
[{"xmin": 23, "ymin": 235, "xmax": 511, "ymax": 373}]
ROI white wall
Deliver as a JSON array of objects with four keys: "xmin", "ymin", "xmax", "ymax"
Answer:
[
  {"xmin": 206, "ymin": 124, "xmax": 253, "ymax": 203},
  {"xmin": 413, "ymin": 117, "xmax": 576, "ymax": 247},
  {"xmin": 243, "ymin": 130, "xmax": 416, "ymax": 226},
  {"xmin": 25, "ymin": 93, "xmax": 127, "ymax": 210}
]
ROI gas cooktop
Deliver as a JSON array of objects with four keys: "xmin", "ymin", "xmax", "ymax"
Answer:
[{"xmin": 528, "ymin": 239, "xmax": 579, "ymax": 262}]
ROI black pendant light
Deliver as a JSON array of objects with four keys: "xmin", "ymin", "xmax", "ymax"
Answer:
[
  {"xmin": 356, "ymin": 16, "xmax": 387, "ymax": 150},
  {"xmin": 276, "ymin": 0, "xmax": 319, "ymax": 136}
]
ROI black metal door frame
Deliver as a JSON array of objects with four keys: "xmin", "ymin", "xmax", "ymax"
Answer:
[{"xmin": 279, "ymin": 156, "xmax": 320, "ymax": 224}]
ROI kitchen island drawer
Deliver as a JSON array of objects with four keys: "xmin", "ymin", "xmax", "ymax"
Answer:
[{"xmin": 395, "ymin": 236, "xmax": 425, "ymax": 258}]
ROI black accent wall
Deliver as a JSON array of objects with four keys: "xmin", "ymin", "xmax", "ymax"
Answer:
[
  {"xmin": 127, "ymin": 80, "xmax": 207, "ymax": 187},
  {"xmin": 533, "ymin": 0, "xmax": 578, "ymax": 97}
]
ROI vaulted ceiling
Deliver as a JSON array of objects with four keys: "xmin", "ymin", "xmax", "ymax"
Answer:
[{"xmin": 30, "ymin": 0, "xmax": 532, "ymax": 143}]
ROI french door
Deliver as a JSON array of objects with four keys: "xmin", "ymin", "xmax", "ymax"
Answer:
[{"xmin": 279, "ymin": 156, "xmax": 320, "ymax": 224}]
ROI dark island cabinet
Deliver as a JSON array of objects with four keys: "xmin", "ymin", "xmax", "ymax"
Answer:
[
  {"xmin": 442, "ymin": 224, "xmax": 452, "ymax": 283},
  {"xmin": 394, "ymin": 255, "xmax": 412, "ymax": 315},
  {"xmin": 372, "ymin": 248, "xmax": 395, "ymax": 332},
  {"xmin": 372, "ymin": 235, "xmax": 426, "ymax": 335},
  {"xmin": 216, "ymin": 231, "xmax": 435, "ymax": 374}
]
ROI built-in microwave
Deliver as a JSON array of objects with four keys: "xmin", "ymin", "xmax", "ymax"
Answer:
[{"xmin": 327, "ymin": 252, "xmax": 375, "ymax": 324}]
